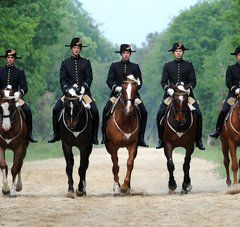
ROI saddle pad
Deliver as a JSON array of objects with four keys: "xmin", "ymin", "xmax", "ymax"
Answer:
[
  {"xmin": 227, "ymin": 97, "xmax": 236, "ymax": 106},
  {"xmin": 164, "ymin": 97, "xmax": 172, "ymax": 105},
  {"xmin": 61, "ymin": 95, "xmax": 93, "ymax": 104},
  {"xmin": 18, "ymin": 99, "xmax": 25, "ymax": 106}
]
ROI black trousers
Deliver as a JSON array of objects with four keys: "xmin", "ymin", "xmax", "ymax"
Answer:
[{"xmin": 21, "ymin": 102, "xmax": 33, "ymax": 134}]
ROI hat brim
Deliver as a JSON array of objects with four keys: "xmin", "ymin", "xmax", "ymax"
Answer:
[
  {"xmin": 115, "ymin": 50, "xmax": 136, "ymax": 53},
  {"xmin": 168, "ymin": 48, "xmax": 189, "ymax": 52},
  {"xmin": 0, "ymin": 55, "xmax": 22, "ymax": 59},
  {"xmin": 230, "ymin": 52, "xmax": 240, "ymax": 55},
  {"xmin": 65, "ymin": 45, "xmax": 88, "ymax": 47}
]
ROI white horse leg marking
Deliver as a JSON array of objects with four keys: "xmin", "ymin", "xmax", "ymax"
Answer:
[
  {"xmin": 113, "ymin": 182, "xmax": 120, "ymax": 195},
  {"xmin": 2, "ymin": 169, "xmax": 10, "ymax": 192},
  {"xmin": 10, "ymin": 178, "xmax": 17, "ymax": 197},
  {"xmin": 126, "ymin": 83, "xmax": 132, "ymax": 114},
  {"xmin": 1, "ymin": 102, "xmax": 11, "ymax": 130}
]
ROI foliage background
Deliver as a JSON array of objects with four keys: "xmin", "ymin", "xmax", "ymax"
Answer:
[{"xmin": 0, "ymin": 0, "xmax": 239, "ymax": 145}]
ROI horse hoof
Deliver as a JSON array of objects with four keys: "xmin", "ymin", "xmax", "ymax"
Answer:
[
  {"xmin": 120, "ymin": 188, "xmax": 131, "ymax": 195},
  {"xmin": 2, "ymin": 189, "xmax": 10, "ymax": 195},
  {"xmin": 16, "ymin": 185, "xmax": 22, "ymax": 192},
  {"xmin": 66, "ymin": 191, "xmax": 75, "ymax": 199},
  {"xmin": 76, "ymin": 189, "xmax": 86, "ymax": 197},
  {"xmin": 180, "ymin": 189, "xmax": 188, "ymax": 195},
  {"xmin": 168, "ymin": 183, "xmax": 177, "ymax": 191},
  {"xmin": 181, "ymin": 184, "xmax": 192, "ymax": 195}
]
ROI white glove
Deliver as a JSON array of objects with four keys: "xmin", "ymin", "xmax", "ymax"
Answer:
[
  {"xmin": 68, "ymin": 88, "xmax": 77, "ymax": 97},
  {"xmin": 136, "ymin": 78, "xmax": 141, "ymax": 86},
  {"xmin": 14, "ymin": 91, "xmax": 21, "ymax": 101},
  {"xmin": 167, "ymin": 88, "xmax": 174, "ymax": 96},
  {"xmin": 72, "ymin": 83, "xmax": 78, "ymax": 89},
  {"xmin": 235, "ymin": 88, "xmax": 240, "ymax": 95},
  {"xmin": 115, "ymin": 86, "xmax": 122, "ymax": 93},
  {"xmin": 80, "ymin": 86, "xmax": 85, "ymax": 95}
]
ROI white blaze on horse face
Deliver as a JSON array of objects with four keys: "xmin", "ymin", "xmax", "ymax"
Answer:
[
  {"xmin": 126, "ymin": 83, "xmax": 132, "ymax": 113},
  {"xmin": 70, "ymin": 102, "xmax": 73, "ymax": 123},
  {"xmin": 1, "ymin": 102, "xmax": 11, "ymax": 130},
  {"xmin": 178, "ymin": 95, "xmax": 183, "ymax": 109}
]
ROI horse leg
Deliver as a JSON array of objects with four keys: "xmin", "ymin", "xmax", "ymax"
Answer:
[
  {"xmin": 10, "ymin": 146, "xmax": 27, "ymax": 197},
  {"xmin": 121, "ymin": 143, "xmax": 138, "ymax": 195},
  {"xmin": 164, "ymin": 144, "xmax": 177, "ymax": 193},
  {"xmin": 106, "ymin": 142, "xmax": 120, "ymax": 195},
  {"xmin": 228, "ymin": 140, "xmax": 238, "ymax": 186},
  {"xmin": 220, "ymin": 138, "xmax": 231, "ymax": 186},
  {"xmin": 76, "ymin": 143, "xmax": 93, "ymax": 197},
  {"xmin": 181, "ymin": 144, "xmax": 194, "ymax": 195},
  {"xmin": 62, "ymin": 142, "xmax": 75, "ymax": 198},
  {"xmin": 0, "ymin": 149, "xmax": 10, "ymax": 195}
]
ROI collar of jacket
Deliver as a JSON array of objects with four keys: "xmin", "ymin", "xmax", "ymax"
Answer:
[
  {"xmin": 71, "ymin": 55, "xmax": 80, "ymax": 60},
  {"xmin": 174, "ymin": 59, "xmax": 183, "ymax": 63},
  {"xmin": 6, "ymin": 64, "xmax": 14, "ymax": 69},
  {"xmin": 121, "ymin": 59, "xmax": 130, "ymax": 64}
]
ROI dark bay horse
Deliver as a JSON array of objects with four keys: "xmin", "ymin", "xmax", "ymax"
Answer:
[
  {"xmin": 162, "ymin": 84, "xmax": 197, "ymax": 194},
  {"xmin": 105, "ymin": 80, "xmax": 139, "ymax": 195},
  {"xmin": 0, "ymin": 89, "xmax": 28, "ymax": 197},
  {"xmin": 220, "ymin": 93, "xmax": 240, "ymax": 189},
  {"xmin": 59, "ymin": 93, "xmax": 93, "ymax": 198}
]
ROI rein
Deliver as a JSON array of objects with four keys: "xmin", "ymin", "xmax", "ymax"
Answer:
[{"xmin": 0, "ymin": 108, "xmax": 23, "ymax": 144}]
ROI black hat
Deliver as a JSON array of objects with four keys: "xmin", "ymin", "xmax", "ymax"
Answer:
[
  {"xmin": 115, "ymin": 44, "xmax": 136, "ymax": 53},
  {"xmin": 65, "ymin": 37, "xmax": 87, "ymax": 48},
  {"xmin": 0, "ymin": 49, "xmax": 22, "ymax": 59},
  {"xmin": 230, "ymin": 47, "xmax": 240, "ymax": 55},
  {"xmin": 168, "ymin": 42, "xmax": 189, "ymax": 52}
]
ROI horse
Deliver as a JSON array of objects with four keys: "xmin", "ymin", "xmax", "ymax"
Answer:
[
  {"xmin": 59, "ymin": 92, "xmax": 93, "ymax": 198},
  {"xmin": 0, "ymin": 88, "xmax": 28, "ymax": 197},
  {"xmin": 162, "ymin": 84, "xmax": 197, "ymax": 194},
  {"xmin": 105, "ymin": 79, "xmax": 139, "ymax": 195},
  {"xmin": 220, "ymin": 92, "xmax": 240, "ymax": 189}
]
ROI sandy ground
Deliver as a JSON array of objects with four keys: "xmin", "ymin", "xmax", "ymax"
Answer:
[{"xmin": 0, "ymin": 147, "xmax": 239, "ymax": 226}]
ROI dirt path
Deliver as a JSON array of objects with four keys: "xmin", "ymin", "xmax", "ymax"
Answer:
[{"xmin": 0, "ymin": 148, "xmax": 239, "ymax": 226}]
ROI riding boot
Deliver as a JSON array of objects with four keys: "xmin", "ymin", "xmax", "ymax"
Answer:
[
  {"xmin": 101, "ymin": 101, "xmax": 112, "ymax": 144},
  {"xmin": 209, "ymin": 111, "xmax": 227, "ymax": 139},
  {"xmin": 156, "ymin": 123, "xmax": 164, "ymax": 149},
  {"xmin": 48, "ymin": 111, "xmax": 60, "ymax": 143},
  {"xmin": 138, "ymin": 111, "xmax": 149, "ymax": 147},
  {"xmin": 23, "ymin": 106, "xmax": 37, "ymax": 143},
  {"xmin": 101, "ymin": 116, "xmax": 108, "ymax": 144},
  {"xmin": 195, "ymin": 115, "xmax": 205, "ymax": 150},
  {"xmin": 91, "ymin": 106, "xmax": 99, "ymax": 145}
]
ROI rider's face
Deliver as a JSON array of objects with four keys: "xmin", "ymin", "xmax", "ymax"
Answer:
[
  {"xmin": 121, "ymin": 51, "xmax": 131, "ymax": 61},
  {"xmin": 6, "ymin": 56, "xmax": 15, "ymax": 66},
  {"xmin": 71, "ymin": 46, "xmax": 81, "ymax": 57},
  {"xmin": 173, "ymin": 49, "xmax": 184, "ymax": 60},
  {"xmin": 236, "ymin": 53, "xmax": 240, "ymax": 63}
]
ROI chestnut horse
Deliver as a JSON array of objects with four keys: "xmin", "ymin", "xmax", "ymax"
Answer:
[
  {"xmin": 0, "ymin": 89, "xmax": 28, "ymax": 197},
  {"xmin": 59, "ymin": 93, "xmax": 93, "ymax": 198},
  {"xmin": 220, "ymin": 93, "xmax": 240, "ymax": 188},
  {"xmin": 105, "ymin": 80, "xmax": 139, "ymax": 195},
  {"xmin": 162, "ymin": 84, "xmax": 197, "ymax": 194}
]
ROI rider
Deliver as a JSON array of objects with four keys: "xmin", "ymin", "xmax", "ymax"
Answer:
[
  {"xmin": 101, "ymin": 44, "xmax": 149, "ymax": 147},
  {"xmin": 0, "ymin": 50, "xmax": 37, "ymax": 143},
  {"xmin": 156, "ymin": 42, "xmax": 205, "ymax": 150},
  {"xmin": 210, "ymin": 47, "xmax": 240, "ymax": 138},
  {"xmin": 48, "ymin": 37, "xmax": 99, "ymax": 144}
]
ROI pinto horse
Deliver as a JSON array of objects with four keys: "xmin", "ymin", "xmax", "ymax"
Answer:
[
  {"xmin": 0, "ymin": 89, "xmax": 28, "ymax": 197},
  {"xmin": 105, "ymin": 80, "xmax": 139, "ymax": 195},
  {"xmin": 220, "ymin": 93, "xmax": 240, "ymax": 188},
  {"xmin": 162, "ymin": 84, "xmax": 197, "ymax": 194},
  {"xmin": 59, "ymin": 93, "xmax": 93, "ymax": 198}
]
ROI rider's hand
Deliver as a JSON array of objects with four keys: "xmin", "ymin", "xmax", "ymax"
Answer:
[
  {"xmin": 68, "ymin": 88, "xmax": 77, "ymax": 97},
  {"xmin": 115, "ymin": 86, "xmax": 122, "ymax": 93},
  {"xmin": 167, "ymin": 88, "xmax": 174, "ymax": 96},
  {"xmin": 235, "ymin": 88, "xmax": 240, "ymax": 95},
  {"xmin": 80, "ymin": 86, "xmax": 85, "ymax": 95},
  {"xmin": 14, "ymin": 91, "xmax": 21, "ymax": 101}
]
